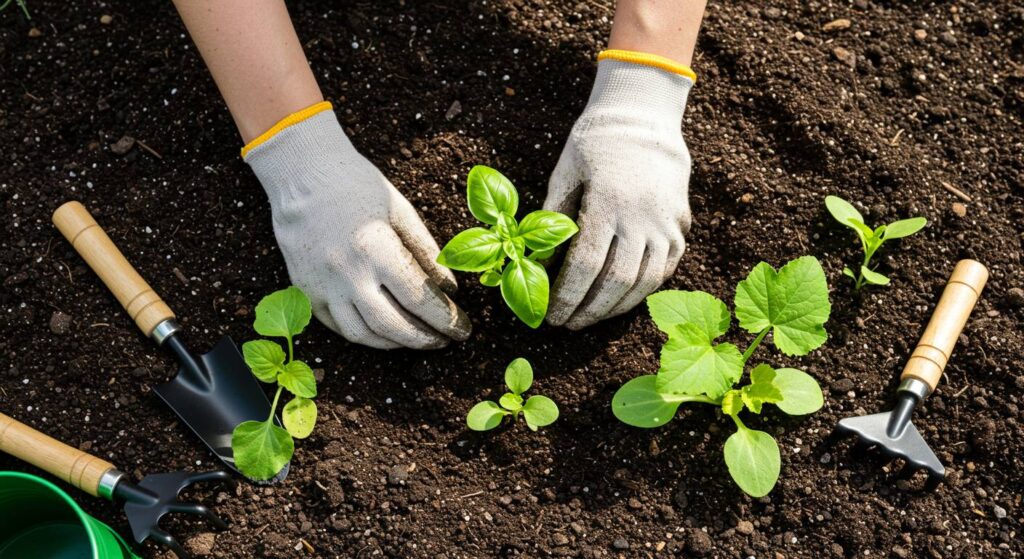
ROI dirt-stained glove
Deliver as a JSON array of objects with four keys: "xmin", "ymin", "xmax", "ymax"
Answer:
[
  {"xmin": 545, "ymin": 50, "xmax": 696, "ymax": 330},
  {"xmin": 243, "ymin": 102, "xmax": 471, "ymax": 349}
]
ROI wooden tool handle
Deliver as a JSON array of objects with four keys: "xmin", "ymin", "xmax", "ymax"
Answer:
[
  {"xmin": 53, "ymin": 201, "xmax": 175, "ymax": 338},
  {"xmin": 900, "ymin": 259, "xmax": 988, "ymax": 392},
  {"xmin": 0, "ymin": 412, "xmax": 116, "ymax": 497}
]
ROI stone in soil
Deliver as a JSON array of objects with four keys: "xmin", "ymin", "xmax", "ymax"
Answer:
[
  {"xmin": 183, "ymin": 532, "xmax": 216, "ymax": 556},
  {"xmin": 49, "ymin": 311, "xmax": 72, "ymax": 335}
]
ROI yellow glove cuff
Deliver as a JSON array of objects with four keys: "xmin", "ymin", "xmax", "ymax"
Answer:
[
  {"xmin": 241, "ymin": 101, "xmax": 334, "ymax": 158},
  {"xmin": 597, "ymin": 49, "xmax": 697, "ymax": 83}
]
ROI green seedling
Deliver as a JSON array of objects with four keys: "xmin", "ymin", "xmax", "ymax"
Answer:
[
  {"xmin": 0, "ymin": 0, "xmax": 30, "ymax": 19},
  {"xmin": 612, "ymin": 256, "xmax": 831, "ymax": 497},
  {"xmin": 231, "ymin": 286, "xmax": 319, "ymax": 480},
  {"xmin": 825, "ymin": 195, "xmax": 926, "ymax": 289},
  {"xmin": 437, "ymin": 165, "xmax": 578, "ymax": 328},
  {"xmin": 467, "ymin": 358, "xmax": 559, "ymax": 431}
]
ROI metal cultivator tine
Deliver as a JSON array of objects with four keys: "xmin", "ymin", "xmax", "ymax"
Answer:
[{"xmin": 115, "ymin": 469, "xmax": 232, "ymax": 558}]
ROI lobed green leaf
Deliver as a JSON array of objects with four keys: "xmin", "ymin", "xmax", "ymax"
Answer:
[
  {"xmin": 499, "ymin": 393, "xmax": 523, "ymax": 411},
  {"xmin": 467, "ymin": 165, "xmax": 518, "ymax": 225},
  {"xmin": 254, "ymin": 286, "xmax": 312, "ymax": 339},
  {"xmin": 656, "ymin": 323, "xmax": 744, "ymax": 399},
  {"xmin": 646, "ymin": 290, "xmax": 731, "ymax": 339},
  {"xmin": 734, "ymin": 256, "xmax": 831, "ymax": 356},
  {"xmin": 740, "ymin": 364, "xmax": 783, "ymax": 414}
]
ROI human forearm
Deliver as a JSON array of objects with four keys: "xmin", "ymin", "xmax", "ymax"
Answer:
[
  {"xmin": 172, "ymin": 0, "xmax": 323, "ymax": 143},
  {"xmin": 607, "ymin": 0, "xmax": 707, "ymax": 65}
]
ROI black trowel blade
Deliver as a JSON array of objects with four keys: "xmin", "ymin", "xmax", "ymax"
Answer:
[{"xmin": 153, "ymin": 336, "xmax": 289, "ymax": 482}]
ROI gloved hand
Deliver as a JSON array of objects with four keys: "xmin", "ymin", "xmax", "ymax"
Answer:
[
  {"xmin": 545, "ymin": 51, "xmax": 696, "ymax": 330},
  {"xmin": 243, "ymin": 103, "xmax": 471, "ymax": 349}
]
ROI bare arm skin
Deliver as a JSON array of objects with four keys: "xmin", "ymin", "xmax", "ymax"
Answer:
[
  {"xmin": 608, "ymin": 0, "xmax": 708, "ymax": 65},
  {"xmin": 171, "ymin": 0, "xmax": 323, "ymax": 143}
]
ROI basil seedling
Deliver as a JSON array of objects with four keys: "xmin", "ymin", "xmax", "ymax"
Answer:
[
  {"xmin": 467, "ymin": 358, "xmax": 559, "ymax": 431},
  {"xmin": 825, "ymin": 195, "xmax": 926, "ymax": 289},
  {"xmin": 231, "ymin": 286, "xmax": 319, "ymax": 480},
  {"xmin": 437, "ymin": 165, "xmax": 578, "ymax": 328},
  {"xmin": 612, "ymin": 256, "xmax": 830, "ymax": 497}
]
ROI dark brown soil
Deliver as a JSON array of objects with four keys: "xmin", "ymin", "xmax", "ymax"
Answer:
[{"xmin": 2, "ymin": 0, "xmax": 1023, "ymax": 557}]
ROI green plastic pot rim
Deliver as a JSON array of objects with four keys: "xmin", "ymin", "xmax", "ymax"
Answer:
[{"xmin": 0, "ymin": 471, "xmax": 105, "ymax": 557}]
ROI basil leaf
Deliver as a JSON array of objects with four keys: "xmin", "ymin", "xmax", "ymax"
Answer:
[
  {"xmin": 500, "ymin": 258, "xmax": 549, "ymax": 328},
  {"xmin": 516, "ymin": 210, "xmax": 579, "ymax": 251},
  {"xmin": 437, "ymin": 228, "xmax": 504, "ymax": 272},
  {"xmin": 467, "ymin": 165, "xmax": 518, "ymax": 225}
]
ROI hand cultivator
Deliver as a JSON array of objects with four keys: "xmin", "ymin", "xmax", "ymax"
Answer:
[
  {"xmin": 0, "ymin": 412, "xmax": 229, "ymax": 558},
  {"xmin": 826, "ymin": 259, "xmax": 988, "ymax": 489}
]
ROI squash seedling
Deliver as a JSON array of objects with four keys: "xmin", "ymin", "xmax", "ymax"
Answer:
[
  {"xmin": 467, "ymin": 358, "xmax": 559, "ymax": 431},
  {"xmin": 437, "ymin": 165, "xmax": 578, "ymax": 328},
  {"xmin": 825, "ymin": 195, "xmax": 926, "ymax": 289},
  {"xmin": 231, "ymin": 286, "xmax": 319, "ymax": 480},
  {"xmin": 612, "ymin": 256, "xmax": 830, "ymax": 497}
]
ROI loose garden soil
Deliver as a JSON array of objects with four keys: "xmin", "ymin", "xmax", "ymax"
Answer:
[{"xmin": 2, "ymin": 0, "xmax": 1023, "ymax": 557}]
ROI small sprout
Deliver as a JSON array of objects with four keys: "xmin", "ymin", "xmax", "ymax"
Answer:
[
  {"xmin": 612, "ymin": 256, "xmax": 830, "ymax": 497},
  {"xmin": 0, "ymin": 0, "xmax": 30, "ymax": 19},
  {"xmin": 438, "ymin": 165, "xmax": 578, "ymax": 328},
  {"xmin": 231, "ymin": 286, "xmax": 320, "ymax": 480},
  {"xmin": 825, "ymin": 195, "xmax": 926, "ymax": 289},
  {"xmin": 467, "ymin": 358, "xmax": 559, "ymax": 432}
]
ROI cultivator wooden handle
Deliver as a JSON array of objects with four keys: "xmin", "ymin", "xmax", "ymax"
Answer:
[
  {"xmin": 53, "ymin": 201, "xmax": 176, "ymax": 340},
  {"xmin": 900, "ymin": 259, "xmax": 988, "ymax": 393},
  {"xmin": 0, "ymin": 412, "xmax": 119, "ymax": 498}
]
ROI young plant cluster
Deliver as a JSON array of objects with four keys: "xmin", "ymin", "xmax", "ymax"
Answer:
[
  {"xmin": 232, "ymin": 286, "xmax": 319, "ymax": 480},
  {"xmin": 612, "ymin": 256, "xmax": 830, "ymax": 496},
  {"xmin": 437, "ymin": 165, "xmax": 578, "ymax": 328},
  {"xmin": 467, "ymin": 358, "xmax": 559, "ymax": 431},
  {"xmin": 825, "ymin": 195, "xmax": 926, "ymax": 289}
]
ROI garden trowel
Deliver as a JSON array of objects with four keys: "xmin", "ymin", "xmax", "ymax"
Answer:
[
  {"xmin": 53, "ymin": 201, "xmax": 289, "ymax": 482},
  {"xmin": 828, "ymin": 259, "xmax": 988, "ymax": 489}
]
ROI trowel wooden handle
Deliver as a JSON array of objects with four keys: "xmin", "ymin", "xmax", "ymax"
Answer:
[
  {"xmin": 53, "ymin": 201, "xmax": 175, "ymax": 339},
  {"xmin": 901, "ymin": 259, "xmax": 988, "ymax": 392},
  {"xmin": 0, "ymin": 412, "xmax": 116, "ymax": 498}
]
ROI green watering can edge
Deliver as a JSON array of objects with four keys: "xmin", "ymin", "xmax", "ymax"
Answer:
[{"xmin": 0, "ymin": 471, "xmax": 142, "ymax": 559}]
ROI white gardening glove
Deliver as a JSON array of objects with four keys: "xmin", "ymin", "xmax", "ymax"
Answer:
[
  {"xmin": 545, "ymin": 52, "xmax": 695, "ymax": 330},
  {"xmin": 243, "ymin": 103, "xmax": 471, "ymax": 349}
]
